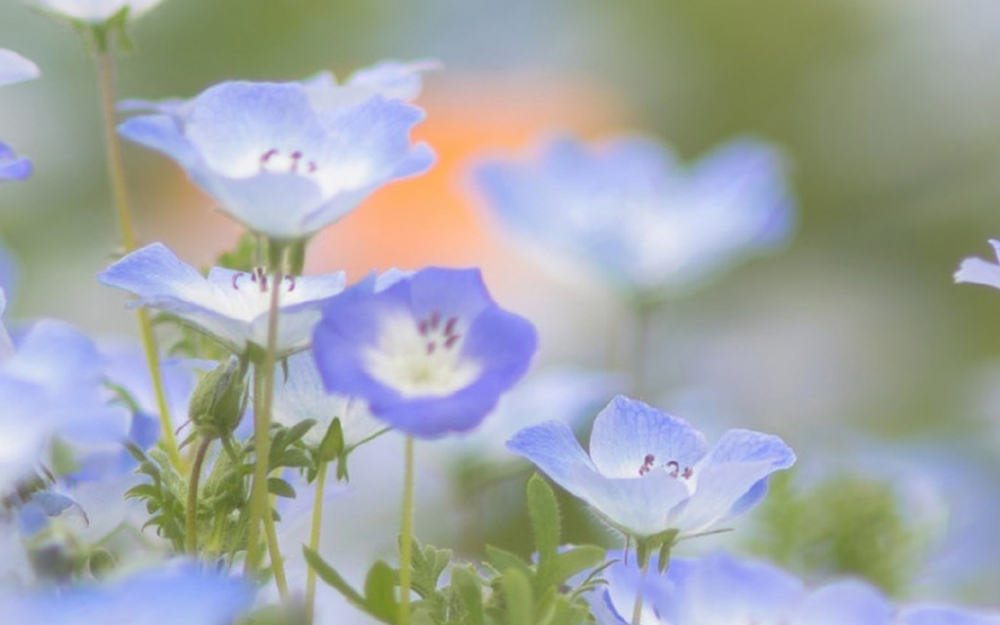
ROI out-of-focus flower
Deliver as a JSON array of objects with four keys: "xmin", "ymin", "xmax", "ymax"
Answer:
[
  {"xmin": 98, "ymin": 242, "xmax": 346, "ymax": 356},
  {"xmin": 0, "ymin": 306, "xmax": 124, "ymax": 493},
  {"xmin": 507, "ymin": 395, "xmax": 795, "ymax": 538},
  {"xmin": 272, "ymin": 351, "xmax": 382, "ymax": 449},
  {"xmin": 313, "ymin": 267, "xmax": 538, "ymax": 438},
  {"xmin": 0, "ymin": 562, "xmax": 254, "ymax": 624},
  {"xmin": 473, "ymin": 135, "xmax": 794, "ymax": 298},
  {"xmin": 29, "ymin": 0, "xmax": 167, "ymax": 24},
  {"xmin": 118, "ymin": 75, "xmax": 434, "ymax": 240},
  {"xmin": 590, "ymin": 551, "xmax": 893, "ymax": 625},
  {"xmin": 0, "ymin": 49, "xmax": 39, "ymax": 182},
  {"xmin": 955, "ymin": 240, "xmax": 1000, "ymax": 291},
  {"xmin": 898, "ymin": 606, "xmax": 1000, "ymax": 625}
]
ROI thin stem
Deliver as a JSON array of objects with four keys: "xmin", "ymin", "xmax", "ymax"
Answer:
[
  {"xmin": 305, "ymin": 460, "xmax": 329, "ymax": 621},
  {"xmin": 185, "ymin": 436, "xmax": 212, "ymax": 554},
  {"xmin": 244, "ymin": 260, "xmax": 289, "ymax": 599},
  {"xmin": 630, "ymin": 558, "xmax": 650, "ymax": 625},
  {"xmin": 96, "ymin": 45, "xmax": 181, "ymax": 471},
  {"xmin": 398, "ymin": 436, "xmax": 415, "ymax": 625}
]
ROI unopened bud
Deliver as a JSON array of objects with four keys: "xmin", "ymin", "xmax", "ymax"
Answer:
[{"xmin": 189, "ymin": 356, "xmax": 248, "ymax": 439}]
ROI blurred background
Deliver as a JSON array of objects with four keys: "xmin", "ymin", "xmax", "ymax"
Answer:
[{"xmin": 3, "ymin": 0, "xmax": 1000, "ymax": 612}]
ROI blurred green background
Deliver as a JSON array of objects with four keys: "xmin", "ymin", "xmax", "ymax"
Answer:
[{"xmin": 3, "ymin": 0, "xmax": 1000, "ymax": 609}]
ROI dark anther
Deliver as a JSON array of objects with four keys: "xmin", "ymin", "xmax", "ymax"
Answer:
[
  {"xmin": 682, "ymin": 467, "xmax": 693, "ymax": 480},
  {"xmin": 418, "ymin": 320, "xmax": 429, "ymax": 336},
  {"xmin": 666, "ymin": 460, "xmax": 680, "ymax": 478},
  {"xmin": 444, "ymin": 317, "xmax": 458, "ymax": 336},
  {"xmin": 308, "ymin": 161, "xmax": 318, "ymax": 174},
  {"xmin": 426, "ymin": 341, "xmax": 436, "ymax": 355},
  {"xmin": 639, "ymin": 453, "xmax": 656, "ymax": 476},
  {"xmin": 284, "ymin": 275, "xmax": 296, "ymax": 292},
  {"xmin": 290, "ymin": 151, "xmax": 303, "ymax": 173},
  {"xmin": 429, "ymin": 311, "xmax": 441, "ymax": 330},
  {"xmin": 444, "ymin": 335, "xmax": 460, "ymax": 349},
  {"xmin": 232, "ymin": 272, "xmax": 244, "ymax": 289},
  {"xmin": 260, "ymin": 148, "xmax": 278, "ymax": 166}
]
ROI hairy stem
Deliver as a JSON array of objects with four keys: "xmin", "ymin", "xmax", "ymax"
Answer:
[
  {"xmin": 305, "ymin": 460, "xmax": 329, "ymax": 621},
  {"xmin": 245, "ymin": 258, "xmax": 288, "ymax": 599},
  {"xmin": 185, "ymin": 436, "xmax": 212, "ymax": 554},
  {"xmin": 399, "ymin": 436, "xmax": 415, "ymax": 625},
  {"xmin": 96, "ymin": 46, "xmax": 181, "ymax": 471}
]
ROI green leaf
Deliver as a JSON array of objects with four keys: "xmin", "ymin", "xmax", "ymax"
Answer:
[
  {"xmin": 485, "ymin": 546, "xmax": 531, "ymax": 579},
  {"xmin": 502, "ymin": 567, "xmax": 534, "ymax": 625},
  {"xmin": 552, "ymin": 546, "xmax": 605, "ymax": 587},
  {"xmin": 526, "ymin": 474, "xmax": 560, "ymax": 589},
  {"xmin": 451, "ymin": 566, "xmax": 485, "ymax": 625},
  {"xmin": 302, "ymin": 547, "xmax": 368, "ymax": 609},
  {"xmin": 364, "ymin": 560, "xmax": 400, "ymax": 624},
  {"xmin": 408, "ymin": 538, "xmax": 451, "ymax": 599},
  {"xmin": 318, "ymin": 418, "xmax": 345, "ymax": 463},
  {"xmin": 267, "ymin": 478, "xmax": 296, "ymax": 499}
]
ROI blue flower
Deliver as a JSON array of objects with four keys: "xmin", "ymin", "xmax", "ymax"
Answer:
[
  {"xmin": 29, "ymin": 0, "xmax": 167, "ymax": 24},
  {"xmin": 899, "ymin": 606, "xmax": 1000, "ymax": 625},
  {"xmin": 473, "ymin": 134, "xmax": 794, "ymax": 297},
  {"xmin": 0, "ymin": 311, "xmax": 124, "ymax": 494},
  {"xmin": 272, "ymin": 351, "xmax": 383, "ymax": 448},
  {"xmin": 507, "ymin": 395, "xmax": 794, "ymax": 538},
  {"xmin": 312, "ymin": 267, "xmax": 538, "ymax": 438},
  {"xmin": 955, "ymin": 240, "xmax": 1000, "ymax": 292},
  {"xmin": 590, "ymin": 551, "xmax": 893, "ymax": 625},
  {"xmin": 118, "ymin": 74, "xmax": 435, "ymax": 239},
  {"xmin": 98, "ymin": 242, "xmax": 346, "ymax": 356},
  {"xmin": 0, "ymin": 49, "xmax": 39, "ymax": 182},
  {"xmin": 0, "ymin": 562, "xmax": 254, "ymax": 625}
]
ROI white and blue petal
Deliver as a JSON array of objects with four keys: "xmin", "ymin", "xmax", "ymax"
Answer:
[
  {"xmin": 899, "ymin": 606, "xmax": 1000, "ymax": 625},
  {"xmin": 314, "ymin": 267, "xmax": 537, "ymax": 438},
  {"xmin": 30, "ymin": 0, "xmax": 167, "ymax": 23},
  {"xmin": 0, "ymin": 142, "xmax": 32, "ymax": 181},
  {"xmin": 795, "ymin": 581, "xmax": 893, "ymax": 625},
  {"xmin": 0, "ymin": 49, "xmax": 39, "ymax": 87},
  {"xmin": 98, "ymin": 242, "xmax": 345, "ymax": 355},
  {"xmin": 955, "ymin": 240, "xmax": 1000, "ymax": 290},
  {"xmin": 674, "ymin": 553, "xmax": 803, "ymax": 624}
]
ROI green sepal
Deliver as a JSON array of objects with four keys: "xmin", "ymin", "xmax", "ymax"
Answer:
[
  {"xmin": 215, "ymin": 231, "xmax": 262, "ymax": 273},
  {"xmin": 317, "ymin": 418, "xmax": 344, "ymax": 463},
  {"xmin": 188, "ymin": 355, "xmax": 249, "ymax": 440},
  {"xmin": 266, "ymin": 477, "xmax": 296, "ymax": 499},
  {"xmin": 633, "ymin": 528, "xmax": 679, "ymax": 571}
]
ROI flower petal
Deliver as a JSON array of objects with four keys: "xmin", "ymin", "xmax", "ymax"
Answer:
[
  {"xmin": 589, "ymin": 395, "xmax": 708, "ymax": 479},
  {"xmin": 955, "ymin": 240, "xmax": 1000, "ymax": 289},
  {"xmin": 796, "ymin": 581, "xmax": 893, "ymax": 625},
  {"xmin": 675, "ymin": 553, "xmax": 803, "ymax": 624},
  {"xmin": 0, "ymin": 49, "xmax": 39, "ymax": 87}
]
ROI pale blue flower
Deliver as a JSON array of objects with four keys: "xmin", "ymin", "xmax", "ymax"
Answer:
[
  {"xmin": 899, "ymin": 606, "xmax": 1000, "ymax": 625},
  {"xmin": 474, "ymin": 134, "xmax": 794, "ymax": 297},
  {"xmin": 591, "ymin": 551, "xmax": 893, "ymax": 625},
  {"xmin": 0, "ymin": 49, "xmax": 39, "ymax": 182},
  {"xmin": 0, "ymin": 562, "xmax": 254, "ymax": 624},
  {"xmin": 98, "ymin": 242, "xmax": 346, "ymax": 356},
  {"xmin": 313, "ymin": 267, "xmax": 538, "ymax": 438},
  {"xmin": 0, "ymin": 309, "xmax": 124, "ymax": 493},
  {"xmin": 955, "ymin": 240, "xmax": 1000, "ymax": 291},
  {"xmin": 271, "ymin": 350, "xmax": 382, "ymax": 448},
  {"xmin": 508, "ymin": 395, "xmax": 794, "ymax": 538},
  {"xmin": 118, "ymin": 74, "xmax": 434, "ymax": 239},
  {"xmin": 29, "ymin": 0, "xmax": 167, "ymax": 24}
]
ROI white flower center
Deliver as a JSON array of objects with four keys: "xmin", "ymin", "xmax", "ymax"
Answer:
[
  {"xmin": 259, "ymin": 148, "xmax": 320, "ymax": 176},
  {"xmin": 224, "ymin": 267, "xmax": 297, "ymax": 320},
  {"xmin": 637, "ymin": 453, "xmax": 696, "ymax": 492},
  {"xmin": 364, "ymin": 311, "xmax": 481, "ymax": 398}
]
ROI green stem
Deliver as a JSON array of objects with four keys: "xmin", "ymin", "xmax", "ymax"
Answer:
[
  {"xmin": 305, "ymin": 460, "xmax": 329, "ymax": 621},
  {"xmin": 399, "ymin": 436, "xmax": 415, "ymax": 625},
  {"xmin": 96, "ymin": 45, "xmax": 181, "ymax": 471},
  {"xmin": 630, "ymin": 557, "xmax": 650, "ymax": 625},
  {"xmin": 244, "ymin": 258, "xmax": 289, "ymax": 599},
  {"xmin": 185, "ymin": 436, "xmax": 212, "ymax": 554}
]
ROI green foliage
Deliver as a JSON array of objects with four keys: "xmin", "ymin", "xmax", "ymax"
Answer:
[
  {"xmin": 746, "ymin": 470, "xmax": 920, "ymax": 596},
  {"xmin": 215, "ymin": 231, "xmax": 264, "ymax": 273},
  {"xmin": 304, "ymin": 473, "xmax": 606, "ymax": 625}
]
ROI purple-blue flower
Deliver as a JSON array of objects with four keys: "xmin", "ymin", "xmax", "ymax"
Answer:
[
  {"xmin": 0, "ymin": 49, "xmax": 39, "ymax": 182},
  {"xmin": 507, "ymin": 395, "xmax": 795, "ymax": 538},
  {"xmin": 955, "ymin": 240, "xmax": 1000, "ymax": 291},
  {"xmin": 118, "ymin": 72, "xmax": 435, "ymax": 239},
  {"xmin": 312, "ymin": 267, "xmax": 538, "ymax": 438},
  {"xmin": 98, "ymin": 242, "xmax": 346, "ymax": 356},
  {"xmin": 0, "ymin": 561, "xmax": 254, "ymax": 625},
  {"xmin": 590, "ymin": 551, "xmax": 893, "ymax": 625},
  {"xmin": 473, "ymin": 134, "xmax": 794, "ymax": 297}
]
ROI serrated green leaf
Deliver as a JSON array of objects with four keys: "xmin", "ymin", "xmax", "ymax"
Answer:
[
  {"xmin": 285, "ymin": 419, "xmax": 317, "ymax": 445},
  {"xmin": 451, "ymin": 566, "xmax": 485, "ymax": 625},
  {"xmin": 552, "ymin": 546, "xmax": 605, "ymax": 587},
  {"xmin": 485, "ymin": 546, "xmax": 531, "ymax": 580},
  {"xmin": 267, "ymin": 478, "xmax": 296, "ymax": 499}
]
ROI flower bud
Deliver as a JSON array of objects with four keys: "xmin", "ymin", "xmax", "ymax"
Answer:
[{"xmin": 189, "ymin": 356, "xmax": 248, "ymax": 439}]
